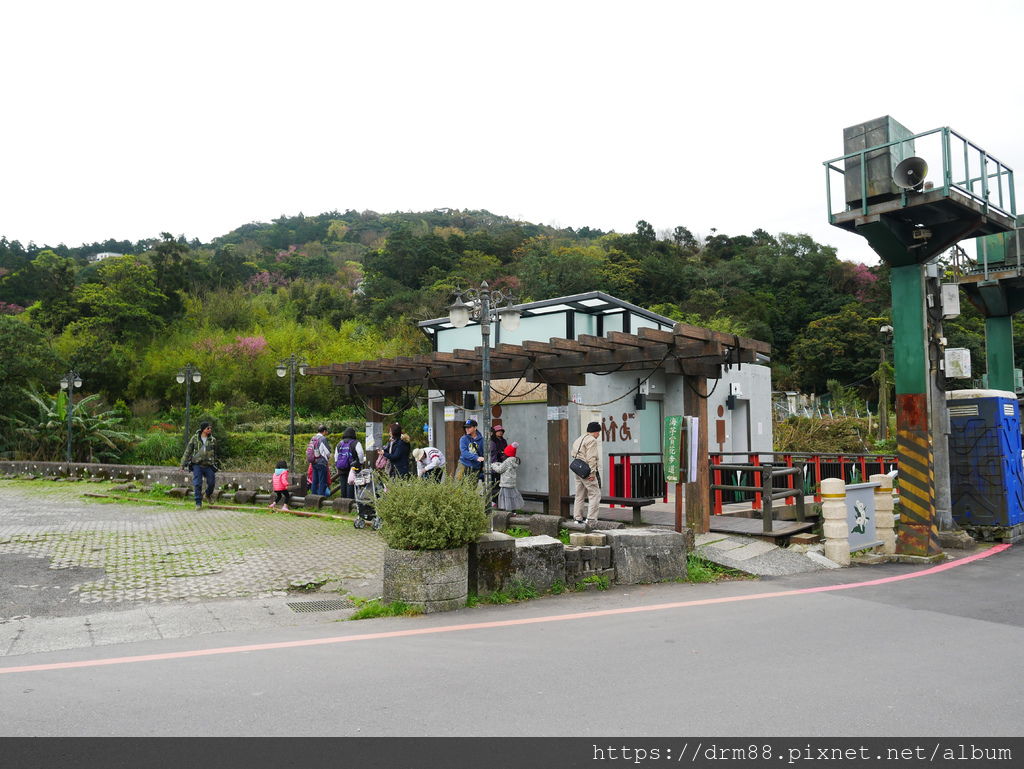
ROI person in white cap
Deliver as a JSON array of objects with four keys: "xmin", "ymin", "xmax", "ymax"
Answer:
[
  {"xmin": 413, "ymin": 446, "xmax": 446, "ymax": 482},
  {"xmin": 570, "ymin": 421, "xmax": 602, "ymax": 526}
]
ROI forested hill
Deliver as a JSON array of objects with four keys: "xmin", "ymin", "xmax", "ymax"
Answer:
[{"xmin": 0, "ymin": 208, "xmax": 991, "ymax": 423}]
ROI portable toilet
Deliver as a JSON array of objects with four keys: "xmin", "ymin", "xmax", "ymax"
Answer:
[{"xmin": 947, "ymin": 389, "xmax": 1024, "ymax": 526}]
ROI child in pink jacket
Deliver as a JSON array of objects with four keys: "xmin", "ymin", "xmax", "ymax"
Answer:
[{"xmin": 271, "ymin": 460, "xmax": 291, "ymax": 511}]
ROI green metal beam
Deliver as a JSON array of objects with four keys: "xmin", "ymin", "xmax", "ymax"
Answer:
[
  {"xmin": 985, "ymin": 315, "xmax": 1015, "ymax": 392},
  {"xmin": 890, "ymin": 265, "xmax": 927, "ymax": 394}
]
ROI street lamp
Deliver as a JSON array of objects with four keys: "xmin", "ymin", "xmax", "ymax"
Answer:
[
  {"xmin": 878, "ymin": 325, "xmax": 894, "ymax": 441},
  {"xmin": 448, "ymin": 282, "xmax": 521, "ymax": 514},
  {"xmin": 276, "ymin": 354, "xmax": 308, "ymax": 473},
  {"xmin": 59, "ymin": 371, "xmax": 82, "ymax": 464},
  {"xmin": 176, "ymin": 364, "xmax": 202, "ymax": 447}
]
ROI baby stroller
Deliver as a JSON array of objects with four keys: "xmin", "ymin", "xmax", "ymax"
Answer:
[{"xmin": 352, "ymin": 468, "xmax": 383, "ymax": 530}]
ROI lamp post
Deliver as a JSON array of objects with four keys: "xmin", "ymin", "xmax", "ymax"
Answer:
[
  {"xmin": 176, "ymin": 364, "xmax": 202, "ymax": 448},
  {"xmin": 878, "ymin": 325, "xmax": 893, "ymax": 442},
  {"xmin": 276, "ymin": 354, "xmax": 308, "ymax": 473},
  {"xmin": 448, "ymin": 282, "xmax": 521, "ymax": 513},
  {"xmin": 59, "ymin": 371, "xmax": 82, "ymax": 464}
]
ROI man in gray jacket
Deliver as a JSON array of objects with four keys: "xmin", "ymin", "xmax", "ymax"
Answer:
[{"xmin": 571, "ymin": 421, "xmax": 602, "ymax": 526}]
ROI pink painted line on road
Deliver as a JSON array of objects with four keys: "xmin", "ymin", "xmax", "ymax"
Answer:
[{"xmin": 0, "ymin": 543, "xmax": 1010, "ymax": 676}]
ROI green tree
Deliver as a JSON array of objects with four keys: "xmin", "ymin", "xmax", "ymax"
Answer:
[{"xmin": 25, "ymin": 250, "xmax": 78, "ymax": 332}]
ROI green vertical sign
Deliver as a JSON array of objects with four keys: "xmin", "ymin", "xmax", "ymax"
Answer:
[{"xmin": 663, "ymin": 415, "xmax": 683, "ymax": 483}]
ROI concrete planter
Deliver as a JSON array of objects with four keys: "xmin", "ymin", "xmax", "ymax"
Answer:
[{"xmin": 382, "ymin": 545, "xmax": 468, "ymax": 613}]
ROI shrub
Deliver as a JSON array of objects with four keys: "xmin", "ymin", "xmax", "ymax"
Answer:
[
  {"xmin": 121, "ymin": 431, "xmax": 182, "ymax": 466},
  {"xmin": 375, "ymin": 475, "xmax": 488, "ymax": 551}
]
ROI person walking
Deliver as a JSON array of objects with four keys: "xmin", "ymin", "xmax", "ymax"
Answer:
[
  {"xmin": 309, "ymin": 425, "xmax": 332, "ymax": 496},
  {"xmin": 382, "ymin": 423, "xmax": 412, "ymax": 478},
  {"xmin": 334, "ymin": 427, "xmax": 366, "ymax": 499},
  {"xmin": 570, "ymin": 421, "xmax": 602, "ymax": 526},
  {"xmin": 180, "ymin": 421, "xmax": 218, "ymax": 510},
  {"xmin": 270, "ymin": 460, "xmax": 291, "ymax": 511},
  {"xmin": 490, "ymin": 443, "xmax": 524, "ymax": 511},
  {"xmin": 457, "ymin": 418, "xmax": 485, "ymax": 481},
  {"xmin": 412, "ymin": 446, "xmax": 446, "ymax": 481}
]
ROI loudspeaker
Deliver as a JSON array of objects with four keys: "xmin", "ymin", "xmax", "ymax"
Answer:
[
  {"xmin": 463, "ymin": 392, "xmax": 477, "ymax": 410},
  {"xmin": 893, "ymin": 156, "xmax": 928, "ymax": 191},
  {"xmin": 633, "ymin": 392, "xmax": 647, "ymax": 411}
]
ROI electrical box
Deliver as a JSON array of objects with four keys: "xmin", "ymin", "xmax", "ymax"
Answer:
[
  {"xmin": 729, "ymin": 382, "xmax": 742, "ymax": 396},
  {"xmin": 945, "ymin": 348, "xmax": 971, "ymax": 379},
  {"xmin": 842, "ymin": 116, "xmax": 915, "ymax": 207},
  {"xmin": 940, "ymin": 283, "xmax": 961, "ymax": 319}
]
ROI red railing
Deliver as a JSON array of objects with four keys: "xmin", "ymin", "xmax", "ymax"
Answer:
[
  {"xmin": 709, "ymin": 452, "xmax": 898, "ymax": 515},
  {"xmin": 607, "ymin": 453, "xmax": 667, "ymax": 503}
]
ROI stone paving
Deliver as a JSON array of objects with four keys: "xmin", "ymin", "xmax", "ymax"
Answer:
[{"xmin": 0, "ymin": 480, "xmax": 387, "ymax": 621}]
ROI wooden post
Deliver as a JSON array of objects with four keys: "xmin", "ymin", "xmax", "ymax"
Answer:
[
  {"xmin": 683, "ymin": 374, "xmax": 710, "ymax": 533},
  {"xmin": 547, "ymin": 383, "xmax": 570, "ymax": 518},
  {"xmin": 761, "ymin": 462, "xmax": 774, "ymax": 534},
  {"xmin": 443, "ymin": 390, "xmax": 465, "ymax": 478}
]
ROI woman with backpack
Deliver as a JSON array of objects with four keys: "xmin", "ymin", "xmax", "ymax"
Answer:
[{"xmin": 334, "ymin": 427, "xmax": 366, "ymax": 499}]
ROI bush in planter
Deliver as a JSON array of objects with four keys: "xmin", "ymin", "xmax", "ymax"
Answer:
[{"xmin": 375, "ymin": 475, "xmax": 488, "ymax": 551}]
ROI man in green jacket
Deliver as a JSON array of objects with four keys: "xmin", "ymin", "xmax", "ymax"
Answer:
[{"xmin": 181, "ymin": 422, "xmax": 218, "ymax": 510}]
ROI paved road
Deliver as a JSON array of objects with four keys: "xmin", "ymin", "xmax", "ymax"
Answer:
[{"xmin": 1, "ymin": 537, "xmax": 1020, "ymax": 737}]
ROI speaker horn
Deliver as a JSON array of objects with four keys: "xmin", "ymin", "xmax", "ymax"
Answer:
[{"xmin": 893, "ymin": 156, "xmax": 928, "ymax": 191}]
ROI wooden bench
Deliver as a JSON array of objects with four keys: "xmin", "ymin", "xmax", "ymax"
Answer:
[{"xmin": 520, "ymin": 491, "xmax": 657, "ymax": 525}]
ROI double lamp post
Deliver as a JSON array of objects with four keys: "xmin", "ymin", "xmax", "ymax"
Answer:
[
  {"xmin": 447, "ymin": 282, "xmax": 521, "ymax": 504},
  {"xmin": 59, "ymin": 370, "xmax": 82, "ymax": 464},
  {"xmin": 176, "ymin": 364, "xmax": 202, "ymax": 448},
  {"xmin": 277, "ymin": 354, "xmax": 307, "ymax": 473}
]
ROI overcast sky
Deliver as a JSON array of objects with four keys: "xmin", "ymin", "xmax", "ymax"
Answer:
[{"xmin": 3, "ymin": 0, "xmax": 1021, "ymax": 264}]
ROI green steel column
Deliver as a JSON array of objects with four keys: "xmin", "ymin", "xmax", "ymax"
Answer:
[
  {"xmin": 985, "ymin": 315, "xmax": 1015, "ymax": 392},
  {"xmin": 891, "ymin": 266, "xmax": 927, "ymax": 394},
  {"xmin": 889, "ymin": 264, "xmax": 940, "ymax": 556}
]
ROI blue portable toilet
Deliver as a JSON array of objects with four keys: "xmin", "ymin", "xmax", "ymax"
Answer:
[{"xmin": 947, "ymin": 389, "xmax": 1024, "ymax": 527}]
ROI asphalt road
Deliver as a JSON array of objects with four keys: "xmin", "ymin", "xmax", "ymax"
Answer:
[{"xmin": 1, "ymin": 544, "xmax": 1021, "ymax": 737}]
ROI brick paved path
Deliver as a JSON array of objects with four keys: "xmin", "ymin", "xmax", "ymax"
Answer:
[{"xmin": 0, "ymin": 481, "xmax": 386, "ymax": 618}]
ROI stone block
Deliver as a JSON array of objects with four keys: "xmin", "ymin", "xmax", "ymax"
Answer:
[
  {"xmin": 602, "ymin": 529, "xmax": 687, "ymax": 584},
  {"xmin": 168, "ymin": 487, "xmax": 189, "ymax": 498},
  {"xmin": 513, "ymin": 535, "xmax": 566, "ymax": 592},
  {"xmin": 234, "ymin": 490, "xmax": 257, "ymax": 504},
  {"xmin": 563, "ymin": 546, "xmax": 581, "ymax": 562},
  {"xmin": 302, "ymin": 494, "xmax": 324, "ymax": 510},
  {"xmin": 469, "ymin": 532, "xmax": 517, "ymax": 596},
  {"xmin": 491, "ymin": 510, "xmax": 513, "ymax": 532},
  {"xmin": 790, "ymin": 533, "xmax": 820, "ymax": 546},
  {"xmin": 569, "ymin": 532, "xmax": 606, "ymax": 546},
  {"xmin": 524, "ymin": 514, "xmax": 563, "ymax": 538},
  {"xmin": 594, "ymin": 546, "xmax": 612, "ymax": 570},
  {"xmin": 332, "ymin": 497, "xmax": 354, "ymax": 513}
]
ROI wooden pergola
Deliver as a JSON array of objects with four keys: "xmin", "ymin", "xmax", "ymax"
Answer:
[{"xmin": 307, "ymin": 323, "xmax": 770, "ymax": 532}]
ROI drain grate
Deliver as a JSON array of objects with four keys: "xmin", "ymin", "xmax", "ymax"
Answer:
[{"xmin": 286, "ymin": 598, "xmax": 356, "ymax": 613}]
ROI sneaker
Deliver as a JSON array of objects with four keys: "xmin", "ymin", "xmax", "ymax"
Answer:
[
  {"xmin": 281, "ymin": 505, "xmax": 290, "ymax": 511},
  {"xmin": 195, "ymin": 503, "xmax": 202, "ymax": 510},
  {"xmin": 269, "ymin": 503, "xmax": 276, "ymax": 509}
]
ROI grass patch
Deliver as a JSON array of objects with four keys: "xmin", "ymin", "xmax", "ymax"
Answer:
[
  {"xmin": 550, "ymin": 579, "xmax": 566, "ymax": 595},
  {"xmin": 575, "ymin": 574, "xmax": 610, "ymax": 591},
  {"xmin": 506, "ymin": 526, "xmax": 532, "ymax": 538},
  {"xmin": 348, "ymin": 597, "xmax": 423, "ymax": 620},
  {"xmin": 558, "ymin": 528, "xmax": 570, "ymax": 545},
  {"xmin": 686, "ymin": 553, "xmax": 755, "ymax": 582}
]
